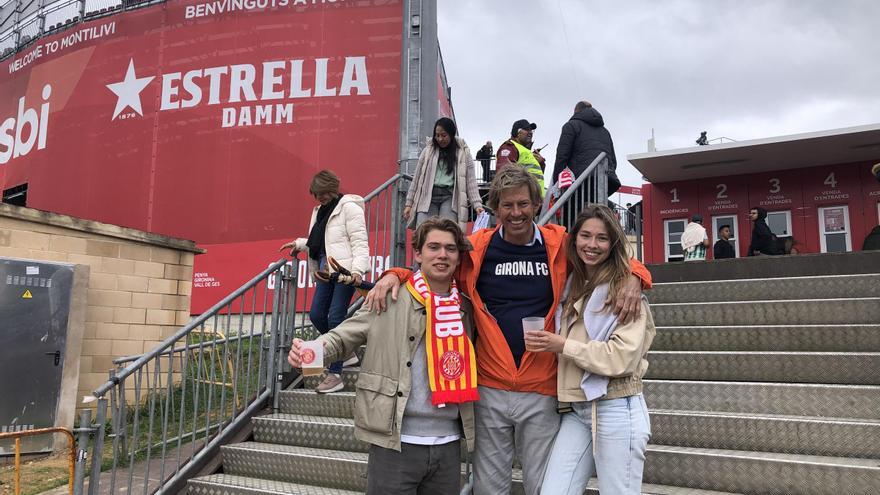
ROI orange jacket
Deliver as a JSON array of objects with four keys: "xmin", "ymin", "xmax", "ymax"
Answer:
[{"xmin": 391, "ymin": 224, "xmax": 652, "ymax": 397}]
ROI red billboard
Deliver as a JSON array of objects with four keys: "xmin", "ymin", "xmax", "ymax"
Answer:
[{"xmin": 0, "ymin": 0, "xmax": 405, "ymax": 311}]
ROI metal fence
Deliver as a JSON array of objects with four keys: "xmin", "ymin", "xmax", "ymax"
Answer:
[
  {"xmin": 71, "ymin": 173, "xmax": 412, "ymax": 494},
  {"xmin": 537, "ymin": 152, "xmax": 642, "ymax": 260}
]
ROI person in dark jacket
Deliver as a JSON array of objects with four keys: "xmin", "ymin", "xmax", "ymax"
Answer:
[
  {"xmin": 551, "ymin": 101, "xmax": 621, "ymax": 195},
  {"xmin": 748, "ymin": 207, "xmax": 780, "ymax": 256},
  {"xmin": 713, "ymin": 224, "xmax": 736, "ymax": 259},
  {"xmin": 476, "ymin": 141, "xmax": 494, "ymax": 182}
]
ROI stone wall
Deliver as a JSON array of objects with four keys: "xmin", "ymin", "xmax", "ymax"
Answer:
[{"xmin": 0, "ymin": 204, "xmax": 203, "ymax": 416}]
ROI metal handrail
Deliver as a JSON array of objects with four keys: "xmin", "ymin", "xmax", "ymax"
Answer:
[
  {"xmin": 538, "ymin": 152, "xmax": 607, "ymax": 225},
  {"xmin": 76, "ymin": 172, "xmax": 413, "ymax": 495},
  {"xmin": 91, "ymin": 258, "xmax": 288, "ymax": 398}
]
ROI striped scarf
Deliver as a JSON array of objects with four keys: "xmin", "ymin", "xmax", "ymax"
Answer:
[{"xmin": 406, "ymin": 271, "xmax": 479, "ymax": 406}]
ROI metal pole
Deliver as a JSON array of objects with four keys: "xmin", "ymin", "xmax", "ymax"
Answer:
[
  {"xmin": 266, "ymin": 265, "xmax": 284, "ymax": 403},
  {"xmin": 88, "ymin": 398, "xmax": 108, "ymax": 495},
  {"xmin": 73, "ymin": 409, "xmax": 91, "ymax": 495}
]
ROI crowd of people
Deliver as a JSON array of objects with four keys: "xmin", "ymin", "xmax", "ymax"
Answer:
[
  {"xmin": 285, "ymin": 152, "xmax": 656, "ymax": 494},
  {"xmin": 278, "ymin": 108, "xmax": 879, "ymax": 493},
  {"xmin": 681, "ymin": 207, "xmax": 800, "ymax": 262}
]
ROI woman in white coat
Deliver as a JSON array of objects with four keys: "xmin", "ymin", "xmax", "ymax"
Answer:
[
  {"xmin": 280, "ymin": 170, "xmax": 369, "ymax": 393},
  {"xmin": 403, "ymin": 117, "xmax": 484, "ymax": 231}
]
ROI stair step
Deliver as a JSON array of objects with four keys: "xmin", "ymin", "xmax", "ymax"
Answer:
[
  {"xmin": 509, "ymin": 472, "xmax": 739, "ymax": 495},
  {"xmin": 643, "ymin": 380, "xmax": 880, "ymax": 419},
  {"xmin": 648, "ymin": 274, "xmax": 880, "ymax": 303},
  {"xmin": 653, "ymin": 324, "xmax": 880, "ymax": 351},
  {"xmin": 279, "ymin": 389, "xmax": 355, "ymax": 417},
  {"xmin": 221, "ymin": 442, "xmax": 369, "ymax": 491},
  {"xmin": 187, "ymin": 474, "xmax": 361, "ymax": 495},
  {"xmin": 221, "ymin": 442, "xmax": 468, "ymax": 492},
  {"xmin": 650, "ymin": 409, "xmax": 880, "ymax": 458},
  {"xmin": 256, "ymin": 406, "xmax": 880, "ymax": 462},
  {"xmin": 650, "ymin": 298, "xmax": 880, "ymax": 326},
  {"xmin": 647, "ymin": 351, "xmax": 880, "ymax": 384},
  {"xmin": 253, "ymin": 414, "xmax": 366, "ymax": 453},
  {"xmin": 644, "ymin": 444, "xmax": 880, "ymax": 495}
]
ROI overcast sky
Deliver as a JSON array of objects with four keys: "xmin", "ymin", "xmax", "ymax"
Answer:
[{"xmin": 437, "ymin": 0, "xmax": 880, "ymax": 202}]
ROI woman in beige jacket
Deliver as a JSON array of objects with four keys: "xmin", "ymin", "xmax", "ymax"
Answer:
[
  {"xmin": 403, "ymin": 117, "xmax": 484, "ymax": 231},
  {"xmin": 525, "ymin": 204, "xmax": 655, "ymax": 495}
]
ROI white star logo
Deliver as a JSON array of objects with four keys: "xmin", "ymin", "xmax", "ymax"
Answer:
[{"xmin": 106, "ymin": 59, "xmax": 155, "ymax": 120}]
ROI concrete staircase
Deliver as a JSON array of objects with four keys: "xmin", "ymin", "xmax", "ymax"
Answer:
[{"xmin": 187, "ymin": 252, "xmax": 880, "ymax": 494}]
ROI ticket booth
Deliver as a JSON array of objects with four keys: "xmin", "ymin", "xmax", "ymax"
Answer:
[{"xmin": 630, "ymin": 124, "xmax": 880, "ymax": 264}]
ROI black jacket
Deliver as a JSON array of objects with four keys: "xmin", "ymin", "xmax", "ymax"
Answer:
[
  {"xmin": 713, "ymin": 239, "xmax": 736, "ymax": 259},
  {"xmin": 863, "ymin": 225, "xmax": 880, "ymax": 250},
  {"xmin": 748, "ymin": 207, "xmax": 780, "ymax": 256},
  {"xmin": 552, "ymin": 107, "xmax": 617, "ymax": 186}
]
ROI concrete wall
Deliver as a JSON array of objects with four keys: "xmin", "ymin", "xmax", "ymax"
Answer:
[{"xmin": 0, "ymin": 204, "xmax": 203, "ymax": 420}]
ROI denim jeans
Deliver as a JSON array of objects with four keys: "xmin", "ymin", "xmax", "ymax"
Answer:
[
  {"xmin": 309, "ymin": 259, "xmax": 355, "ymax": 374},
  {"xmin": 541, "ymin": 394, "xmax": 651, "ymax": 495},
  {"xmin": 415, "ymin": 193, "xmax": 456, "ymax": 228},
  {"xmin": 366, "ymin": 441, "xmax": 461, "ymax": 494}
]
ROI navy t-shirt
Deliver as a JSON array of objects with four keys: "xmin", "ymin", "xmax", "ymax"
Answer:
[{"xmin": 476, "ymin": 231, "xmax": 553, "ymax": 367}]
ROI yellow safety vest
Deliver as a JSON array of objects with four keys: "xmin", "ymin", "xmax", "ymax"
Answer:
[{"xmin": 510, "ymin": 140, "xmax": 546, "ymax": 196}]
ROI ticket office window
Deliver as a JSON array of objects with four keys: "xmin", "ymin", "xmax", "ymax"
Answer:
[
  {"xmin": 819, "ymin": 205, "xmax": 851, "ymax": 253},
  {"xmin": 766, "ymin": 210, "xmax": 792, "ymax": 238},
  {"xmin": 712, "ymin": 215, "xmax": 739, "ymax": 257},
  {"xmin": 664, "ymin": 218, "xmax": 687, "ymax": 262}
]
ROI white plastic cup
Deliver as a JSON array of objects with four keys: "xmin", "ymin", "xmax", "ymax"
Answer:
[
  {"xmin": 300, "ymin": 340, "xmax": 324, "ymax": 376},
  {"xmin": 522, "ymin": 317, "xmax": 545, "ymax": 337}
]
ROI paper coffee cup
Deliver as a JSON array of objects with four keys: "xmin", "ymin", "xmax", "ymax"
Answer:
[{"xmin": 300, "ymin": 340, "xmax": 324, "ymax": 376}]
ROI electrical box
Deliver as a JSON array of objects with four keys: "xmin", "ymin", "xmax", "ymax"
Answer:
[{"xmin": 0, "ymin": 258, "xmax": 75, "ymax": 455}]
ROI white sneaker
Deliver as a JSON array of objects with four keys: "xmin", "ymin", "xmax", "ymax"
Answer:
[
  {"xmin": 342, "ymin": 353, "xmax": 360, "ymax": 367},
  {"xmin": 315, "ymin": 373, "xmax": 344, "ymax": 394}
]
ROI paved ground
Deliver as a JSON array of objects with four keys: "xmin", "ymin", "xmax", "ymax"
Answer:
[{"xmin": 40, "ymin": 443, "xmax": 199, "ymax": 495}]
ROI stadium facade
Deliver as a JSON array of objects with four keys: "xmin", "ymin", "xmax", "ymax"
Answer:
[{"xmin": 0, "ymin": 0, "xmax": 449, "ymax": 311}]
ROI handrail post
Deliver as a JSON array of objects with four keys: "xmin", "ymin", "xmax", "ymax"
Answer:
[
  {"xmin": 636, "ymin": 207, "xmax": 643, "ymax": 261},
  {"xmin": 266, "ymin": 264, "xmax": 284, "ymax": 404},
  {"xmin": 87, "ymin": 398, "xmax": 107, "ymax": 495},
  {"xmin": 73, "ymin": 409, "xmax": 91, "ymax": 495},
  {"xmin": 272, "ymin": 262, "xmax": 292, "ymax": 411}
]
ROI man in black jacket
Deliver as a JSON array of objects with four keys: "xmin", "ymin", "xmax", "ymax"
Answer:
[
  {"xmin": 551, "ymin": 101, "xmax": 620, "ymax": 195},
  {"xmin": 748, "ymin": 207, "xmax": 780, "ymax": 256},
  {"xmin": 476, "ymin": 141, "xmax": 494, "ymax": 182}
]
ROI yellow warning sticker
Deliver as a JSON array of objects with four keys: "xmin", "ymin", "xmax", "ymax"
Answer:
[{"xmin": 22, "ymin": 289, "xmax": 33, "ymax": 299}]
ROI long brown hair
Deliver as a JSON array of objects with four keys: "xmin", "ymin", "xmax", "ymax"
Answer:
[{"xmin": 563, "ymin": 204, "xmax": 632, "ymax": 319}]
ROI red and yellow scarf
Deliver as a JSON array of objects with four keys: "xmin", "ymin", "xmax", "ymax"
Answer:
[{"xmin": 406, "ymin": 271, "xmax": 479, "ymax": 406}]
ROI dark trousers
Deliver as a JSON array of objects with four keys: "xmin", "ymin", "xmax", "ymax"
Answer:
[
  {"xmin": 309, "ymin": 273, "xmax": 355, "ymax": 374},
  {"xmin": 366, "ymin": 441, "xmax": 461, "ymax": 495}
]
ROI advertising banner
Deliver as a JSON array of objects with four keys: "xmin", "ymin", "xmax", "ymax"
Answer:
[{"xmin": 0, "ymin": 0, "xmax": 404, "ymax": 311}]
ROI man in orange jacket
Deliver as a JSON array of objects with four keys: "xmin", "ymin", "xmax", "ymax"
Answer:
[{"xmin": 367, "ymin": 165, "xmax": 651, "ymax": 494}]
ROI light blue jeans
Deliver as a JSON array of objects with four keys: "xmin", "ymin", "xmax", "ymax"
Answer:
[{"xmin": 541, "ymin": 394, "xmax": 651, "ymax": 495}]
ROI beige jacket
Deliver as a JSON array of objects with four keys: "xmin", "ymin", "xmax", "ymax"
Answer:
[
  {"xmin": 405, "ymin": 136, "xmax": 483, "ymax": 230},
  {"xmin": 556, "ymin": 298, "xmax": 656, "ymax": 404},
  {"xmin": 319, "ymin": 290, "xmax": 477, "ymax": 452},
  {"xmin": 293, "ymin": 194, "xmax": 370, "ymax": 280}
]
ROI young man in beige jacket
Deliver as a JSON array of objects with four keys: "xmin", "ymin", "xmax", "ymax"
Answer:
[{"xmin": 288, "ymin": 217, "xmax": 479, "ymax": 494}]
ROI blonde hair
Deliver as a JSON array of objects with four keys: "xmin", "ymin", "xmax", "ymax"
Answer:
[
  {"xmin": 487, "ymin": 165, "xmax": 542, "ymax": 211},
  {"xmin": 309, "ymin": 170, "xmax": 340, "ymax": 196},
  {"xmin": 564, "ymin": 204, "xmax": 632, "ymax": 319}
]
